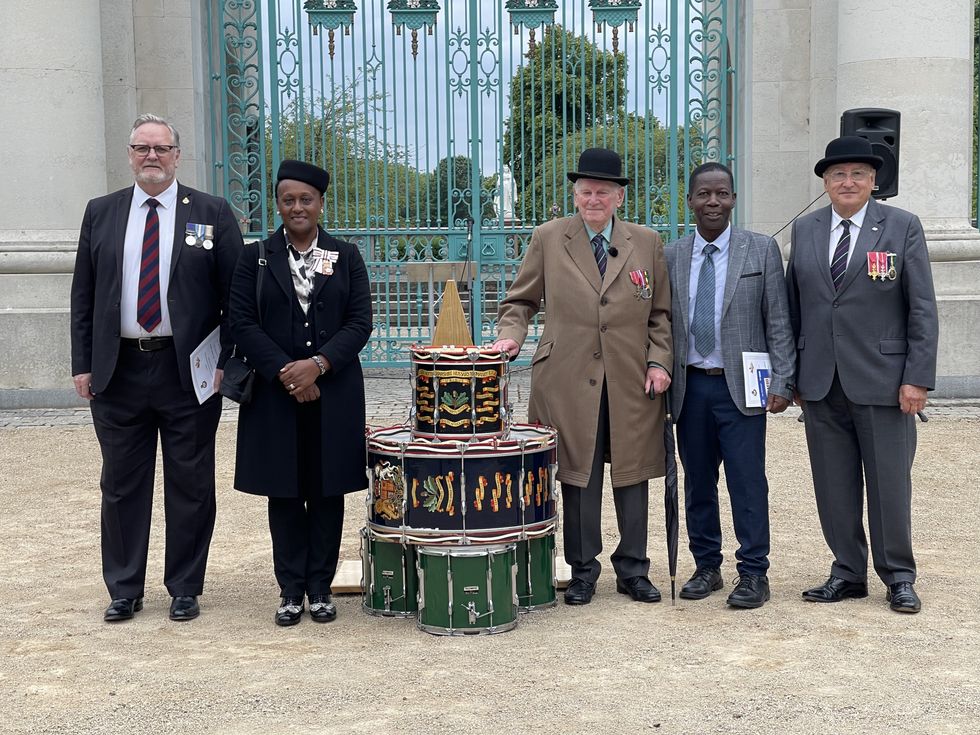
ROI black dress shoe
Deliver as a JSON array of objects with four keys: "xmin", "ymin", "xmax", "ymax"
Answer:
[
  {"xmin": 275, "ymin": 596, "xmax": 305, "ymax": 626},
  {"xmin": 104, "ymin": 597, "xmax": 143, "ymax": 622},
  {"xmin": 309, "ymin": 593, "xmax": 337, "ymax": 623},
  {"xmin": 169, "ymin": 595, "xmax": 200, "ymax": 621},
  {"xmin": 887, "ymin": 582, "xmax": 921, "ymax": 614},
  {"xmin": 616, "ymin": 576, "xmax": 661, "ymax": 603},
  {"xmin": 727, "ymin": 575, "xmax": 770, "ymax": 609},
  {"xmin": 801, "ymin": 575, "xmax": 868, "ymax": 603},
  {"xmin": 563, "ymin": 578, "xmax": 596, "ymax": 605},
  {"xmin": 679, "ymin": 567, "xmax": 723, "ymax": 600}
]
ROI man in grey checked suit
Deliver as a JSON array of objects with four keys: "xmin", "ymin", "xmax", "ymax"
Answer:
[
  {"xmin": 666, "ymin": 162, "xmax": 795, "ymax": 609},
  {"xmin": 787, "ymin": 136, "xmax": 939, "ymax": 614}
]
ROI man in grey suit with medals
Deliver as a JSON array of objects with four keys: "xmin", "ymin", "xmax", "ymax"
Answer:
[
  {"xmin": 787, "ymin": 136, "xmax": 939, "ymax": 614},
  {"xmin": 666, "ymin": 163, "xmax": 795, "ymax": 609}
]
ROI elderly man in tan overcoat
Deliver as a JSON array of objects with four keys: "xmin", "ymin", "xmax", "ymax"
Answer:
[{"xmin": 493, "ymin": 148, "xmax": 672, "ymax": 606}]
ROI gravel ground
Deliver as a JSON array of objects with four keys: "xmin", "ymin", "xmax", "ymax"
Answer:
[{"xmin": 1, "ymin": 377, "xmax": 978, "ymax": 734}]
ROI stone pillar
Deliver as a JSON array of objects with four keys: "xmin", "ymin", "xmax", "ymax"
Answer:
[
  {"xmin": 0, "ymin": 0, "xmax": 107, "ymax": 406},
  {"xmin": 133, "ymin": 0, "xmax": 210, "ymax": 189},
  {"xmin": 837, "ymin": 0, "xmax": 980, "ymax": 396},
  {"xmin": 739, "ymin": 1, "xmax": 814, "ymax": 242}
]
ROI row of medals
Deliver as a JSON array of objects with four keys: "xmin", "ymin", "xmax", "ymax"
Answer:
[{"xmin": 868, "ymin": 251, "xmax": 897, "ymax": 281}]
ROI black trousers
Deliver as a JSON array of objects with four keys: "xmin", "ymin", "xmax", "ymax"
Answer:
[
  {"xmin": 267, "ymin": 401, "xmax": 345, "ymax": 597},
  {"xmin": 91, "ymin": 342, "xmax": 221, "ymax": 599},
  {"xmin": 560, "ymin": 383, "xmax": 650, "ymax": 583}
]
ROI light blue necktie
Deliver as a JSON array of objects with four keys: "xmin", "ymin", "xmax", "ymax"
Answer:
[{"xmin": 691, "ymin": 242, "xmax": 718, "ymax": 357}]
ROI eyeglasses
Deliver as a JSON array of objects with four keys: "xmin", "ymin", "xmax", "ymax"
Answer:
[
  {"xmin": 129, "ymin": 144, "xmax": 178, "ymax": 157},
  {"xmin": 827, "ymin": 169, "xmax": 872, "ymax": 183}
]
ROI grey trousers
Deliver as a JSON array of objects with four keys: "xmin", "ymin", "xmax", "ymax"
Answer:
[
  {"xmin": 803, "ymin": 374, "xmax": 917, "ymax": 585},
  {"xmin": 561, "ymin": 384, "xmax": 650, "ymax": 583}
]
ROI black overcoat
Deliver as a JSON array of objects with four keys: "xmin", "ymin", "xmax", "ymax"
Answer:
[{"xmin": 229, "ymin": 225, "xmax": 372, "ymax": 498}]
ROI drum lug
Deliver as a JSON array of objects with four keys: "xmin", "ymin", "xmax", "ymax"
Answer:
[
  {"xmin": 383, "ymin": 585, "xmax": 392, "ymax": 612},
  {"xmin": 464, "ymin": 601, "xmax": 479, "ymax": 625}
]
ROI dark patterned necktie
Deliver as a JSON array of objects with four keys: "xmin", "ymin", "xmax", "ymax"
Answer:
[
  {"xmin": 691, "ymin": 243, "xmax": 718, "ymax": 357},
  {"xmin": 137, "ymin": 198, "xmax": 162, "ymax": 332},
  {"xmin": 831, "ymin": 219, "xmax": 851, "ymax": 291},
  {"xmin": 592, "ymin": 234, "xmax": 606, "ymax": 278}
]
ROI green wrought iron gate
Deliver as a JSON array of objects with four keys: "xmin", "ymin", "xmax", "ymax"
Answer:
[{"xmin": 206, "ymin": 0, "xmax": 739, "ymax": 365}]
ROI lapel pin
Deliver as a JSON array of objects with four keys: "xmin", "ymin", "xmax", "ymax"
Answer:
[
  {"xmin": 182, "ymin": 196, "xmax": 190, "ymax": 204},
  {"xmin": 871, "ymin": 226, "xmax": 878, "ymax": 232}
]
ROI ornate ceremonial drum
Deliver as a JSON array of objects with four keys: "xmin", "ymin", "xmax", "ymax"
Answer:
[
  {"xmin": 366, "ymin": 424, "xmax": 558, "ymax": 542},
  {"xmin": 361, "ymin": 337, "xmax": 561, "ymax": 636},
  {"xmin": 410, "ymin": 347, "xmax": 509, "ymax": 438},
  {"xmin": 416, "ymin": 543, "xmax": 518, "ymax": 635}
]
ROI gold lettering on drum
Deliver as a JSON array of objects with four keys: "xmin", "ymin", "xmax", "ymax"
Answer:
[
  {"xmin": 445, "ymin": 471, "xmax": 455, "ymax": 516},
  {"xmin": 438, "ymin": 417, "xmax": 472, "ymax": 428},
  {"xmin": 475, "ymin": 477, "xmax": 487, "ymax": 511}
]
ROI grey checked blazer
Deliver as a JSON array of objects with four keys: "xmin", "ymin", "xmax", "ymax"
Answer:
[{"xmin": 666, "ymin": 226, "xmax": 796, "ymax": 420}]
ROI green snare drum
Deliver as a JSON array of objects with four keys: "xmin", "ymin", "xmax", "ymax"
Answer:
[
  {"xmin": 516, "ymin": 533, "xmax": 557, "ymax": 611},
  {"xmin": 360, "ymin": 527, "xmax": 418, "ymax": 618},
  {"xmin": 416, "ymin": 544, "xmax": 518, "ymax": 635}
]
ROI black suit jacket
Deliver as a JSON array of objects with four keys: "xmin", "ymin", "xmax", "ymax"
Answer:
[{"xmin": 70, "ymin": 183, "xmax": 244, "ymax": 394}]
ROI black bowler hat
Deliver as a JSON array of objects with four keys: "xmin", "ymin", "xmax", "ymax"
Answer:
[
  {"xmin": 567, "ymin": 147, "xmax": 630, "ymax": 186},
  {"xmin": 277, "ymin": 159, "xmax": 330, "ymax": 193},
  {"xmin": 814, "ymin": 136, "xmax": 883, "ymax": 177}
]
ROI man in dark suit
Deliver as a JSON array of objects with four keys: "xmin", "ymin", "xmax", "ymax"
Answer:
[
  {"xmin": 70, "ymin": 114, "xmax": 243, "ymax": 622},
  {"xmin": 787, "ymin": 136, "xmax": 939, "ymax": 614},
  {"xmin": 666, "ymin": 163, "xmax": 795, "ymax": 609}
]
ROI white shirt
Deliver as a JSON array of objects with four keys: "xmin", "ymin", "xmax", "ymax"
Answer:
[
  {"xmin": 687, "ymin": 223, "xmax": 731, "ymax": 369},
  {"xmin": 828, "ymin": 200, "xmax": 869, "ymax": 267},
  {"xmin": 120, "ymin": 180, "xmax": 178, "ymax": 338}
]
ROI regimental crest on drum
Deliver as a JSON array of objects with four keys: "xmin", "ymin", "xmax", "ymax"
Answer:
[{"xmin": 372, "ymin": 461, "xmax": 405, "ymax": 522}]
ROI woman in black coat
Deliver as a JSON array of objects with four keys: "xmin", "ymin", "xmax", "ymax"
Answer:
[{"xmin": 229, "ymin": 160, "xmax": 372, "ymax": 626}]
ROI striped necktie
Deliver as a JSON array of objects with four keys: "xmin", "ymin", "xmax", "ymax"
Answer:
[
  {"xmin": 137, "ymin": 198, "xmax": 162, "ymax": 332},
  {"xmin": 592, "ymin": 234, "xmax": 607, "ymax": 279},
  {"xmin": 831, "ymin": 219, "xmax": 851, "ymax": 291},
  {"xmin": 691, "ymin": 242, "xmax": 718, "ymax": 357}
]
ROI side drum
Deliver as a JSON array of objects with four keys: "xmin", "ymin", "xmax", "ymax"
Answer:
[
  {"xmin": 416, "ymin": 544, "xmax": 518, "ymax": 635},
  {"xmin": 410, "ymin": 346, "xmax": 508, "ymax": 439},
  {"xmin": 516, "ymin": 533, "xmax": 557, "ymax": 611},
  {"xmin": 360, "ymin": 527, "xmax": 418, "ymax": 618}
]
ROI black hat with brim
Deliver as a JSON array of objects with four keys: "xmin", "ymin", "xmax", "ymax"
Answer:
[
  {"xmin": 814, "ymin": 136, "xmax": 883, "ymax": 177},
  {"xmin": 277, "ymin": 159, "xmax": 330, "ymax": 193},
  {"xmin": 567, "ymin": 147, "xmax": 630, "ymax": 186}
]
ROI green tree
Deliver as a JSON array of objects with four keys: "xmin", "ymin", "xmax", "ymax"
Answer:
[
  {"xmin": 521, "ymin": 114, "xmax": 701, "ymax": 226},
  {"xmin": 503, "ymin": 24, "xmax": 627, "ymax": 220},
  {"xmin": 262, "ymin": 85, "xmax": 424, "ymax": 232}
]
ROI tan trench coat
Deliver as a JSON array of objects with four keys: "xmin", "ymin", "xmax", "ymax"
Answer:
[{"xmin": 497, "ymin": 214, "xmax": 672, "ymax": 487}]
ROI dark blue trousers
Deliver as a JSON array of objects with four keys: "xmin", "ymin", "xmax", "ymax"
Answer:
[{"xmin": 676, "ymin": 370, "xmax": 770, "ymax": 576}]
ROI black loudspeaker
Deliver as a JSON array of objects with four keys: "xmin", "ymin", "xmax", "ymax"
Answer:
[{"xmin": 840, "ymin": 108, "xmax": 900, "ymax": 199}]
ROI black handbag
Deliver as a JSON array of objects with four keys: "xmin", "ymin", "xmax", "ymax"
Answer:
[{"xmin": 219, "ymin": 240, "xmax": 266, "ymax": 404}]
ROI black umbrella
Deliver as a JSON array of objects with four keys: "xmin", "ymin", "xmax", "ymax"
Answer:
[{"xmin": 652, "ymin": 386, "xmax": 680, "ymax": 605}]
